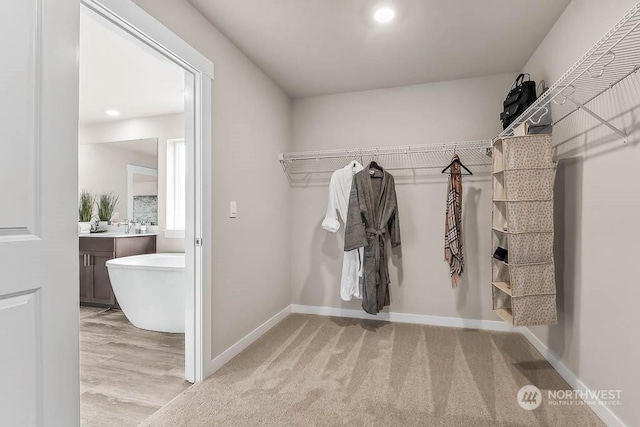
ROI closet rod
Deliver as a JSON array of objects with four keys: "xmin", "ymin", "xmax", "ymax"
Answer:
[
  {"xmin": 279, "ymin": 140, "xmax": 492, "ymax": 162},
  {"xmin": 279, "ymin": 140, "xmax": 493, "ymax": 184}
]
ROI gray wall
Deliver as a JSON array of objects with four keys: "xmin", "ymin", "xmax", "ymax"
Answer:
[
  {"xmin": 290, "ymin": 74, "xmax": 514, "ymax": 320},
  {"xmin": 133, "ymin": 0, "xmax": 292, "ymax": 359},
  {"xmin": 523, "ymin": 0, "xmax": 639, "ymax": 424}
]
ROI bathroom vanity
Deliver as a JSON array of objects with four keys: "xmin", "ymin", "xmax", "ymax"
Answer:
[{"xmin": 79, "ymin": 233, "xmax": 156, "ymax": 307}]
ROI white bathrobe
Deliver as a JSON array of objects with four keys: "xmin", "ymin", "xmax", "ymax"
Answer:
[{"xmin": 322, "ymin": 161, "xmax": 364, "ymax": 301}]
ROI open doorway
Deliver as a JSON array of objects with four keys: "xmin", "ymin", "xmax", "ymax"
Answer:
[{"xmin": 77, "ymin": 2, "xmax": 212, "ymax": 425}]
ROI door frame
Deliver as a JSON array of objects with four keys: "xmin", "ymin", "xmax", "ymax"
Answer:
[{"xmin": 81, "ymin": 0, "xmax": 213, "ymax": 383}]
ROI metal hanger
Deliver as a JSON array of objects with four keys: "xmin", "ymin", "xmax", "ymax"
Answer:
[
  {"xmin": 441, "ymin": 156, "xmax": 473, "ymax": 175},
  {"xmin": 369, "ymin": 160, "xmax": 383, "ymax": 171},
  {"xmin": 369, "ymin": 149, "xmax": 383, "ymax": 172}
]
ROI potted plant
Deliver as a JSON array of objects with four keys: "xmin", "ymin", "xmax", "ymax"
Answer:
[
  {"xmin": 78, "ymin": 190, "xmax": 94, "ymax": 234},
  {"xmin": 97, "ymin": 192, "xmax": 119, "ymax": 228}
]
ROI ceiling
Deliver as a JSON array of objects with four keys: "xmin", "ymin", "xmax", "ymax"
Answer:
[
  {"xmin": 79, "ymin": 8, "xmax": 185, "ymax": 124},
  {"xmin": 188, "ymin": 0, "xmax": 570, "ymax": 97}
]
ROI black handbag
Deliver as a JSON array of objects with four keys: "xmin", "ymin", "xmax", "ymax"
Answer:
[{"xmin": 500, "ymin": 73, "xmax": 537, "ymax": 130}]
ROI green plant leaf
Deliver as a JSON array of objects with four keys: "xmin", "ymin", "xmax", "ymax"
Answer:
[
  {"xmin": 79, "ymin": 190, "xmax": 95, "ymax": 222},
  {"xmin": 97, "ymin": 192, "xmax": 120, "ymax": 221}
]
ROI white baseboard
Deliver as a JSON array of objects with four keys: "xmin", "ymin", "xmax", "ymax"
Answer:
[
  {"xmin": 521, "ymin": 328, "xmax": 626, "ymax": 427},
  {"xmin": 204, "ymin": 304, "xmax": 292, "ymax": 377},
  {"xmin": 290, "ymin": 304, "xmax": 517, "ymax": 332}
]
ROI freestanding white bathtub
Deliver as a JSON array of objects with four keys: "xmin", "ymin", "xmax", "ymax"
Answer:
[{"xmin": 106, "ymin": 253, "xmax": 186, "ymax": 333}]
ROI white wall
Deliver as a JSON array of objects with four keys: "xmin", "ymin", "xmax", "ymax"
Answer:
[
  {"xmin": 133, "ymin": 180, "xmax": 158, "ymax": 197},
  {"xmin": 132, "ymin": 0, "xmax": 292, "ymax": 360},
  {"xmin": 523, "ymin": 0, "xmax": 640, "ymax": 424},
  {"xmin": 80, "ymin": 113, "xmax": 185, "ymax": 253},
  {"xmin": 290, "ymin": 74, "xmax": 514, "ymax": 320}
]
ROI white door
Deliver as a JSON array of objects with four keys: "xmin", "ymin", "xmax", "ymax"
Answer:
[{"xmin": 0, "ymin": 0, "xmax": 80, "ymax": 425}]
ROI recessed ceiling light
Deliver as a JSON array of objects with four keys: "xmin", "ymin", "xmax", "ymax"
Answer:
[
  {"xmin": 374, "ymin": 7, "xmax": 395, "ymax": 23},
  {"xmin": 105, "ymin": 109, "xmax": 120, "ymax": 117}
]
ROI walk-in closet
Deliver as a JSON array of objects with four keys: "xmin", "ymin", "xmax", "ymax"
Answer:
[{"xmin": 3, "ymin": 0, "xmax": 639, "ymax": 426}]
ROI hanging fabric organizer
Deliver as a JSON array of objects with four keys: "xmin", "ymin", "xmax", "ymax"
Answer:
[{"xmin": 491, "ymin": 135, "xmax": 557, "ymax": 326}]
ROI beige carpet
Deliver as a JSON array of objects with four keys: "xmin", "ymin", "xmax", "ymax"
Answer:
[{"xmin": 140, "ymin": 314, "xmax": 603, "ymax": 426}]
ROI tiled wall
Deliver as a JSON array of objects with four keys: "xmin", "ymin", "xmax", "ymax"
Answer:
[{"xmin": 133, "ymin": 195, "xmax": 158, "ymax": 224}]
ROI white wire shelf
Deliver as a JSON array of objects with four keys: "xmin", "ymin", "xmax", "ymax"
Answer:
[
  {"xmin": 279, "ymin": 140, "xmax": 492, "ymax": 184},
  {"xmin": 496, "ymin": 1, "xmax": 640, "ymax": 143}
]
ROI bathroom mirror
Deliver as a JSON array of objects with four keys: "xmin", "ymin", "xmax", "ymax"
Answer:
[
  {"xmin": 128, "ymin": 164, "xmax": 158, "ymax": 224},
  {"xmin": 79, "ymin": 137, "xmax": 158, "ymax": 223}
]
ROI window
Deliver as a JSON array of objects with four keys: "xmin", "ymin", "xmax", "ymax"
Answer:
[{"xmin": 166, "ymin": 138, "xmax": 186, "ymax": 237}]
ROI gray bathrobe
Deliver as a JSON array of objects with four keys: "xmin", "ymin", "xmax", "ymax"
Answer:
[{"xmin": 344, "ymin": 165, "xmax": 401, "ymax": 315}]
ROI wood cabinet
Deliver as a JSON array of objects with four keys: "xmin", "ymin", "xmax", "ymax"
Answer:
[{"xmin": 79, "ymin": 235, "xmax": 156, "ymax": 307}]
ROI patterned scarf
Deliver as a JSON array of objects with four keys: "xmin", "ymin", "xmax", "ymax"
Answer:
[{"xmin": 444, "ymin": 155, "xmax": 464, "ymax": 287}]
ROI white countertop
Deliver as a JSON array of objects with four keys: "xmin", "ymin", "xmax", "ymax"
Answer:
[{"xmin": 79, "ymin": 232, "xmax": 157, "ymax": 238}]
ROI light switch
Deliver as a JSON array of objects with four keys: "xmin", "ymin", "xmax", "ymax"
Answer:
[{"xmin": 229, "ymin": 201, "xmax": 237, "ymax": 218}]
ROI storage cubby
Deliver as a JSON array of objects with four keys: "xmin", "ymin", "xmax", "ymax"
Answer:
[
  {"xmin": 491, "ymin": 229, "xmax": 554, "ymax": 265},
  {"xmin": 492, "ymin": 259, "xmax": 555, "ymax": 295},
  {"xmin": 492, "ymin": 173, "xmax": 506, "ymax": 201},
  {"xmin": 497, "ymin": 169, "xmax": 556, "ymax": 200},
  {"xmin": 492, "ymin": 138, "xmax": 505, "ymax": 172},
  {"xmin": 493, "ymin": 284, "xmax": 557, "ymax": 326},
  {"xmin": 500, "ymin": 134, "xmax": 554, "ymax": 169},
  {"xmin": 491, "ymin": 134, "xmax": 557, "ymax": 326},
  {"xmin": 492, "ymin": 200, "xmax": 553, "ymax": 233}
]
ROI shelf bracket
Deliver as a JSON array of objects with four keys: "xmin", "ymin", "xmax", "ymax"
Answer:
[{"xmin": 566, "ymin": 96, "xmax": 627, "ymax": 144}]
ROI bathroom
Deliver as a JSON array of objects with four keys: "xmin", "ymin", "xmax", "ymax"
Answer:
[{"xmin": 77, "ymin": 8, "xmax": 190, "ymax": 425}]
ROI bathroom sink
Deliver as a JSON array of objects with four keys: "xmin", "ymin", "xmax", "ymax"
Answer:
[{"xmin": 79, "ymin": 232, "xmax": 157, "ymax": 238}]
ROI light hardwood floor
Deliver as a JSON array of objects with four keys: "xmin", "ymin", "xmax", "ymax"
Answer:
[{"xmin": 79, "ymin": 307, "xmax": 190, "ymax": 427}]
